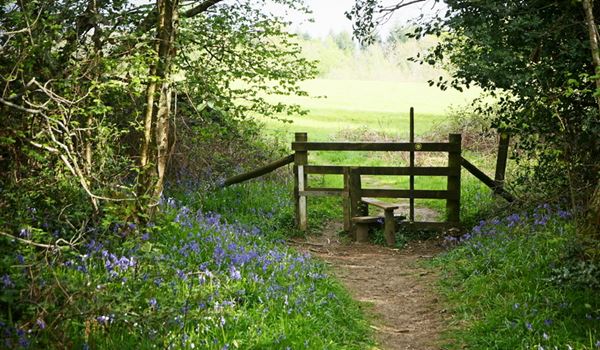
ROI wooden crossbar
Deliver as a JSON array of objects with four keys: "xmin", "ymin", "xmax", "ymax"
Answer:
[
  {"xmin": 304, "ymin": 165, "xmax": 452, "ymax": 176},
  {"xmin": 292, "ymin": 142, "xmax": 459, "ymax": 152}
]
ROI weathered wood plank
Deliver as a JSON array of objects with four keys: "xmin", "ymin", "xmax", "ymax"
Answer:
[
  {"xmin": 223, "ymin": 154, "xmax": 294, "ymax": 187},
  {"xmin": 298, "ymin": 165, "xmax": 307, "ymax": 231},
  {"xmin": 351, "ymin": 216, "xmax": 381, "ymax": 223},
  {"xmin": 294, "ymin": 132, "xmax": 308, "ymax": 231},
  {"xmin": 361, "ymin": 197, "xmax": 400, "ymax": 210},
  {"xmin": 461, "ymin": 156, "xmax": 515, "ymax": 202},
  {"xmin": 305, "ymin": 165, "xmax": 452, "ymax": 176},
  {"xmin": 299, "ymin": 189, "xmax": 344, "ymax": 197},
  {"xmin": 384, "ymin": 208, "xmax": 396, "ymax": 246},
  {"xmin": 495, "ymin": 132, "xmax": 510, "ymax": 185},
  {"xmin": 292, "ymin": 142, "xmax": 459, "ymax": 152},
  {"xmin": 360, "ymin": 189, "xmax": 456, "ymax": 199},
  {"xmin": 409, "ymin": 107, "xmax": 415, "ymax": 222},
  {"xmin": 348, "ymin": 167, "xmax": 362, "ymax": 240},
  {"xmin": 343, "ymin": 170, "xmax": 351, "ymax": 231},
  {"xmin": 446, "ymin": 134, "xmax": 462, "ymax": 225}
]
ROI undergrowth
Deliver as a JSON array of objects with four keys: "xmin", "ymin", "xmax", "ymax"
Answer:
[
  {"xmin": 0, "ymin": 180, "xmax": 372, "ymax": 349},
  {"xmin": 435, "ymin": 205, "xmax": 600, "ymax": 349}
]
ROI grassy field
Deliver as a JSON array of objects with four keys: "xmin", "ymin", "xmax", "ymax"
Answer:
[
  {"xmin": 258, "ymin": 79, "xmax": 491, "ymax": 221},
  {"xmin": 261, "ymin": 79, "xmax": 480, "ymax": 141}
]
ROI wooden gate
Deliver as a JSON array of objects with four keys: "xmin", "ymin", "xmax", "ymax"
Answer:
[{"xmin": 292, "ymin": 132, "xmax": 462, "ymax": 234}]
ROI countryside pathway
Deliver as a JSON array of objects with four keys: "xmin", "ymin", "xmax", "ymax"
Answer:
[{"xmin": 291, "ymin": 221, "xmax": 446, "ymax": 350}]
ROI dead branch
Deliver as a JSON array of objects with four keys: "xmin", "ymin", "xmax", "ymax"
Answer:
[{"xmin": 0, "ymin": 231, "xmax": 72, "ymax": 251}]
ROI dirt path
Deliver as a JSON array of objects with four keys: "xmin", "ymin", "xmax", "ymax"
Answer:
[{"xmin": 291, "ymin": 222, "xmax": 446, "ymax": 350}]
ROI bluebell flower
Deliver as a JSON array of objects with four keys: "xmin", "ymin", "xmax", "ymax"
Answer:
[
  {"xmin": 36, "ymin": 319, "xmax": 46, "ymax": 329},
  {"xmin": 228, "ymin": 265, "xmax": 241, "ymax": 280},
  {"xmin": 19, "ymin": 228, "xmax": 31, "ymax": 238},
  {"xmin": 96, "ymin": 315, "xmax": 111, "ymax": 325},
  {"xmin": 1, "ymin": 274, "xmax": 14, "ymax": 288}
]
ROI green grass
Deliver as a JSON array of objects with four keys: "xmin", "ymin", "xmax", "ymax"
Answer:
[
  {"xmin": 260, "ymin": 79, "xmax": 479, "ymax": 141},
  {"xmin": 433, "ymin": 209, "xmax": 600, "ymax": 349}
]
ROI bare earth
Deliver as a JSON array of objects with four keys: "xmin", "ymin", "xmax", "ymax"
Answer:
[{"xmin": 291, "ymin": 221, "xmax": 446, "ymax": 350}]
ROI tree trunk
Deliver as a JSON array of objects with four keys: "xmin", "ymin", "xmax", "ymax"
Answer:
[
  {"xmin": 137, "ymin": 0, "xmax": 179, "ymax": 217},
  {"xmin": 582, "ymin": 0, "xmax": 600, "ymax": 235}
]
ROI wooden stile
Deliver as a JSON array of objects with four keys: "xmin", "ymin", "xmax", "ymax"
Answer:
[{"xmin": 220, "ymin": 108, "xmax": 517, "ymax": 238}]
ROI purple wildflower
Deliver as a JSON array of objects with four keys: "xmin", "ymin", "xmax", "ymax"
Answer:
[
  {"xmin": 1, "ymin": 274, "xmax": 14, "ymax": 288},
  {"xmin": 19, "ymin": 228, "xmax": 31, "ymax": 238},
  {"xmin": 228, "ymin": 266, "xmax": 241, "ymax": 280},
  {"xmin": 36, "ymin": 319, "xmax": 46, "ymax": 329}
]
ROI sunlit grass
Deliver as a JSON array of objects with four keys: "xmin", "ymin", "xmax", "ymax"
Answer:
[{"xmin": 259, "ymin": 79, "xmax": 479, "ymax": 141}]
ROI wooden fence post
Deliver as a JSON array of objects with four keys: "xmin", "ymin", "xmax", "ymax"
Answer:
[
  {"xmin": 294, "ymin": 132, "xmax": 308, "ymax": 231},
  {"xmin": 409, "ymin": 107, "xmax": 415, "ymax": 222},
  {"xmin": 495, "ymin": 132, "xmax": 510, "ymax": 189},
  {"xmin": 446, "ymin": 134, "xmax": 462, "ymax": 226},
  {"xmin": 343, "ymin": 168, "xmax": 351, "ymax": 231},
  {"xmin": 348, "ymin": 167, "xmax": 364, "ymax": 240}
]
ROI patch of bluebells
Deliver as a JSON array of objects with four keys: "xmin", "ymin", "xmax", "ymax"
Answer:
[
  {"xmin": 440, "ymin": 203, "xmax": 600, "ymax": 349},
  {"xmin": 1, "ymin": 196, "xmax": 340, "ymax": 349},
  {"xmin": 444, "ymin": 203, "xmax": 572, "ymax": 246}
]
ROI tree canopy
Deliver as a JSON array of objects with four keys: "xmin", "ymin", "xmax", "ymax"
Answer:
[
  {"xmin": 349, "ymin": 0, "xmax": 600, "ymax": 228},
  {"xmin": 0, "ymin": 0, "xmax": 316, "ymax": 228}
]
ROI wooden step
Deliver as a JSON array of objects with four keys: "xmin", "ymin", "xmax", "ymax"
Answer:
[
  {"xmin": 351, "ymin": 216, "xmax": 381, "ymax": 224},
  {"xmin": 361, "ymin": 197, "xmax": 400, "ymax": 210}
]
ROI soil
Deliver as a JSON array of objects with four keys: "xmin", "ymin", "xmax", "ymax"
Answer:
[{"xmin": 290, "ymin": 220, "xmax": 447, "ymax": 350}]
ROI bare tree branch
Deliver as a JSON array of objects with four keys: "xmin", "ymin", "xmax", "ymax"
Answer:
[
  {"xmin": 0, "ymin": 231, "xmax": 73, "ymax": 251},
  {"xmin": 184, "ymin": 0, "xmax": 226, "ymax": 18},
  {"xmin": 379, "ymin": 0, "xmax": 428, "ymax": 13}
]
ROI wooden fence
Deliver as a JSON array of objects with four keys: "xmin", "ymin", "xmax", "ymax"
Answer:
[
  {"xmin": 222, "ymin": 108, "xmax": 514, "ymax": 237},
  {"xmin": 292, "ymin": 131, "xmax": 462, "ymax": 232}
]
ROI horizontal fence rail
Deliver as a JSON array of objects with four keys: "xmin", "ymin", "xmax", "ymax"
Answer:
[
  {"xmin": 292, "ymin": 141, "xmax": 460, "ymax": 152},
  {"xmin": 305, "ymin": 165, "xmax": 452, "ymax": 176},
  {"xmin": 360, "ymin": 189, "xmax": 457, "ymax": 200},
  {"xmin": 223, "ymin": 154, "xmax": 294, "ymax": 187}
]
